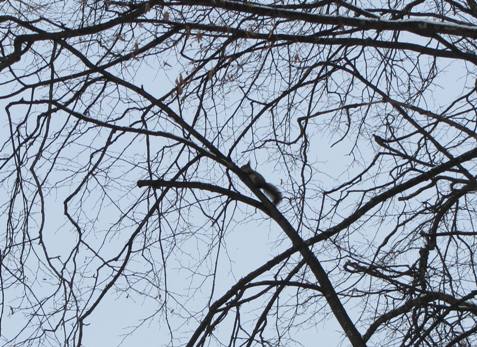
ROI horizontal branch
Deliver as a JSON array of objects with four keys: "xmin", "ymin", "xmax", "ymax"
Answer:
[
  {"xmin": 137, "ymin": 179, "xmax": 266, "ymax": 212},
  {"xmin": 180, "ymin": 0, "xmax": 477, "ymax": 39}
]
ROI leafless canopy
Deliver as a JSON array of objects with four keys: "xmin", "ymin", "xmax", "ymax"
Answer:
[{"xmin": 2, "ymin": 1, "xmax": 477, "ymax": 346}]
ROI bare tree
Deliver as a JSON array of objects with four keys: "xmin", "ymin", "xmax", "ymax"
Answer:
[{"xmin": 2, "ymin": 1, "xmax": 477, "ymax": 346}]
